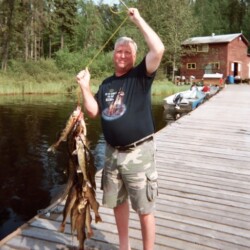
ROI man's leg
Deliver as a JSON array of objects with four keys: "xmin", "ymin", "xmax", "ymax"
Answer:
[
  {"xmin": 139, "ymin": 212, "xmax": 155, "ymax": 250},
  {"xmin": 114, "ymin": 200, "xmax": 131, "ymax": 250}
]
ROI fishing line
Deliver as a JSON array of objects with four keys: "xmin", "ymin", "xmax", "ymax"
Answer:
[
  {"xmin": 86, "ymin": 0, "xmax": 130, "ymax": 68},
  {"xmin": 77, "ymin": 15, "xmax": 129, "ymax": 104},
  {"xmin": 119, "ymin": 0, "xmax": 129, "ymax": 10},
  {"xmin": 85, "ymin": 15, "xmax": 128, "ymax": 68},
  {"xmin": 109, "ymin": 0, "xmax": 129, "ymax": 15},
  {"xmin": 77, "ymin": 0, "xmax": 130, "ymax": 104}
]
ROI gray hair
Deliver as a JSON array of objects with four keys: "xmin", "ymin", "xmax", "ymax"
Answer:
[{"xmin": 114, "ymin": 36, "xmax": 138, "ymax": 53}]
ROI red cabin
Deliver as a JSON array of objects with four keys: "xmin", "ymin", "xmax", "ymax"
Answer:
[{"xmin": 180, "ymin": 33, "xmax": 250, "ymax": 85}]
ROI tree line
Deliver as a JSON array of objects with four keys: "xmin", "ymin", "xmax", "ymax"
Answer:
[{"xmin": 0, "ymin": 0, "xmax": 250, "ymax": 79}]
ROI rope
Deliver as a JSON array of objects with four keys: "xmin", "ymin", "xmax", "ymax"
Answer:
[
  {"xmin": 77, "ymin": 1, "xmax": 130, "ymax": 104},
  {"xmin": 119, "ymin": 0, "xmax": 129, "ymax": 10},
  {"xmin": 86, "ymin": 15, "xmax": 128, "ymax": 68},
  {"xmin": 77, "ymin": 15, "xmax": 128, "ymax": 104},
  {"xmin": 86, "ymin": 0, "xmax": 130, "ymax": 68}
]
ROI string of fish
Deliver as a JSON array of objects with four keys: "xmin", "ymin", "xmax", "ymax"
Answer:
[
  {"xmin": 45, "ymin": 2, "xmax": 131, "ymax": 249},
  {"xmin": 41, "ymin": 0, "xmax": 130, "ymax": 216}
]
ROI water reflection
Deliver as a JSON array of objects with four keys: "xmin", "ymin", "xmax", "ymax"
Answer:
[{"xmin": 0, "ymin": 94, "xmax": 166, "ymax": 240}]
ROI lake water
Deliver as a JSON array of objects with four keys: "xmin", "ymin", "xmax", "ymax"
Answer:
[{"xmin": 0, "ymin": 94, "xmax": 167, "ymax": 240}]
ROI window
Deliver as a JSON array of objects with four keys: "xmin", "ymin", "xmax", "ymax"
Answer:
[
  {"xmin": 209, "ymin": 62, "xmax": 220, "ymax": 70},
  {"xmin": 197, "ymin": 44, "xmax": 209, "ymax": 52},
  {"xmin": 187, "ymin": 63, "xmax": 196, "ymax": 69}
]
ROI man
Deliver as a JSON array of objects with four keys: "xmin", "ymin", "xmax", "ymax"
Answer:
[{"xmin": 76, "ymin": 7, "xmax": 164, "ymax": 250}]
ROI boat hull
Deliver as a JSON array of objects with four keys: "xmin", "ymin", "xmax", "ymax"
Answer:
[{"xmin": 163, "ymin": 89, "xmax": 206, "ymax": 119}]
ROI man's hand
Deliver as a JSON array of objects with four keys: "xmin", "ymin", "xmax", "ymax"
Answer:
[
  {"xmin": 128, "ymin": 8, "xmax": 141, "ymax": 24},
  {"xmin": 127, "ymin": 7, "xmax": 165, "ymax": 75},
  {"xmin": 76, "ymin": 67, "xmax": 91, "ymax": 88},
  {"xmin": 76, "ymin": 67, "xmax": 99, "ymax": 118}
]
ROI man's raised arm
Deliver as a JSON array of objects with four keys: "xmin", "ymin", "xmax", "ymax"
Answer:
[{"xmin": 128, "ymin": 8, "xmax": 165, "ymax": 74}]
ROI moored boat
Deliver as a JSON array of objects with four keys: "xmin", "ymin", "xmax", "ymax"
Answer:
[
  {"xmin": 163, "ymin": 88, "xmax": 206, "ymax": 119},
  {"xmin": 198, "ymin": 85, "xmax": 220, "ymax": 99}
]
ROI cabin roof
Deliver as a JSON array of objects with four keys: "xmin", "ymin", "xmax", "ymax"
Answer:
[{"xmin": 182, "ymin": 33, "xmax": 249, "ymax": 45}]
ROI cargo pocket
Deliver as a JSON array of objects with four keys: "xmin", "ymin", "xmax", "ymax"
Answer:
[{"xmin": 146, "ymin": 169, "xmax": 158, "ymax": 202}]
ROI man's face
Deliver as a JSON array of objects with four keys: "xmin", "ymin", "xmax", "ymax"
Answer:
[{"xmin": 113, "ymin": 43, "xmax": 136, "ymax": 74}]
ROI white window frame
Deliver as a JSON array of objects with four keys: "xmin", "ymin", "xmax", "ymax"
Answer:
[{"xmin": 187, "ymin": 63, "xmax": 196, "ymax": 69}]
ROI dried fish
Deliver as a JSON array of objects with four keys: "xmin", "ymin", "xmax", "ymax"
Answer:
[
  {"xmin": 83, "ymin": 184, "xmax": 102, "ymax": 223},
  {"xmin": 58, "ymin": 183, "xmax": 78, "ymax": 233},
  {"xmin": 48, "ymin": 105, "xmax": 102, "ymax": 249},
  {"xmin": 47, "ymin": 105, "xmax": 82, "ymax": 153}
]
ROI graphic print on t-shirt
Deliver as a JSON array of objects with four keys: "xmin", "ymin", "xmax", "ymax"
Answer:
[{"xmin": 102, "ymin": 87, "xmax": 126, "ymax": 121}]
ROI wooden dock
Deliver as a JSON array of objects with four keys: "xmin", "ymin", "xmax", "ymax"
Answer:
[{"xmin": 1, "ymin": 84, "xmax": 250, "ymax": 250}]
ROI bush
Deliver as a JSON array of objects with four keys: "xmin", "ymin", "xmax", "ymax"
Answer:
[
  {"xmin": 37, "ymin": 58, "xmax": 59, "ymax": 73},
  {"xmin": 8, "ymin": 59, "xmax": 25, "ymax": 74},
  {"xmin": 88, "ymin": 51, "xmax": 113, "ymax": 78},
  {"xmin": 7, "ymin": 58, "xmax": 63, "ymax": 83},
  {"xmin": 54, "ymin": 48, "xmax": 113, "ymax": 78},
  {"xmin": 1, "ymin": 58, "xmax": 74, "ymax": 89},
  {"xmin": 54, "ymin": 48, "xmax": 87, "ymax": 74}
]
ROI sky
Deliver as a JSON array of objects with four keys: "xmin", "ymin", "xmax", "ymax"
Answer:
[{"xmin": 93, "ymin": 0, "xmax": 120, "ymax": 5}]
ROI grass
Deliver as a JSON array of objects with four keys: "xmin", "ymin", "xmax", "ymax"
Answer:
[
  {"xmin": 0, "ymin": 71, "xmax": 75, "ymax": 95},
  {"xmin": 0, "ymin": 58, "xmax": 191, "ymax": 96},
  {"xmin": 0, "ymin": 65, "xmax": 190, "ymax": 96},
  {"xmin": 0, "ymin": 75, "xmax": 190, "ymax": 97},
  {"xmin": 152, "ymin": 80, "xmax": 190, "ymax": 97}
]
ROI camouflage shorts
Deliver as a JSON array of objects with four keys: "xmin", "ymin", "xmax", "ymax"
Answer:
[{"xmin": 101, "ymin": 139, "xmax": 158, "ymax": 214}]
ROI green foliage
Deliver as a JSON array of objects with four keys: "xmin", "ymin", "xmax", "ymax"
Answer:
[
  {"xmin": 0, "ymin": 66, "xmax": 188, "ymax": 96},
  {"xmin": 152, "ymin": 80, "xmax": 190, "ymax": 96},
  {"xmin": 54, "ymin": 47, "xmax": 113, "ymax": 77},
  {"xmin": 54, "ymin": 48, "xmax": 83, "ymax": 73},
  {"xmin": 1, "ymin": 0, "xmax": 250, "ymax": 82},
  {"xmin": 139, "ymin": 0, "xmax": 201, "ymax": 80},
  {"xmin": 1, "ymin": 59, "xmax": 74, "ymax": 94},
  {"xmin": 54, "ymin": 0, "xmax": 78, "ymax": 48},
  {"xmin": 76, "ymin": 1, "xmax": 105, "ymax": 50},
  {"xmin": 193, "ymin": 0, "xmax": 250, "ymax": 36},
  {"xmin": 89, "ymin": 52, "xmax": 114, "ymax": 78},
  {"xmin": 8, "ymin": 58, "xmax": 61, "ymax": 82},
  {"xmin": 242, "ymin": 7, "xmax": 250, "ymax": 51}
]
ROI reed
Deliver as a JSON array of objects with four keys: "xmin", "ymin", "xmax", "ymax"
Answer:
[
  {"xmin": 1, "ymin": 57, "xmax": 191, "ymax": 96},
  {"xmin": 87, "ymin": 79, "xmax": 190, "ymax": 98},
  {"xmin": 0, "ymin": 71, "xmax": 190, "ymax": 96},
  {"xmin": 0, "ymin": 81, "xmax": 73, "ymax": 95},
  {"xmin": 0, "ymin": 78, "xmax": 190, "ymax": 96},
  {"xmin": 152, "ymin": 80, "xmax": 190, "ymax": 96}
]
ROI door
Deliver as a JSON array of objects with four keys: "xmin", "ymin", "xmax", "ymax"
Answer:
[{"xmin": 231, "ymin": 62, "xmax": 241, "ymax": 77}]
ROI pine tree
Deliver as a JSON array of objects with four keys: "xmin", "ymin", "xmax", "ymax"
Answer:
[
  {"xmin": 0, "ymin": 0, "xmax": 15, "ymax": 70},
  {"xmin": 54, "ymin": 0, "xmax": 78, "ymax": 49}
]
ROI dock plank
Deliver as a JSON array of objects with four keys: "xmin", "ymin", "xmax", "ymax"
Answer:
[{"xmin": 1, "ymin": 84, "xmax": 250, "ymax": 249}]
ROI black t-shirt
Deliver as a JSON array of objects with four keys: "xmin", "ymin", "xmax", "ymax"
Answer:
[{"xmin": 95, "ymin": 58, "xmax": 156, "ymax": 147}]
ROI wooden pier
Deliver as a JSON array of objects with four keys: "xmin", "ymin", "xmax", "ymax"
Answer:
[{"xmin": 1, "ymin": 84, "xmax": 250, "ymax": 250}]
